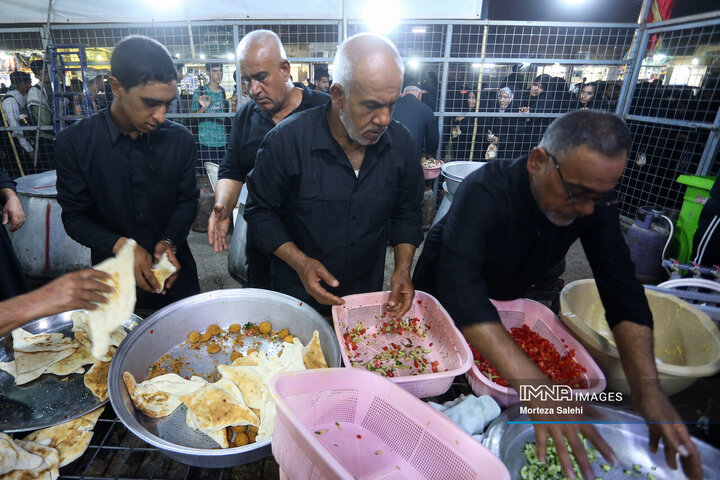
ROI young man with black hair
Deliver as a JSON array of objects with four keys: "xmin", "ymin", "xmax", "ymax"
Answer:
[
  {"xmin": 27, "ymin": 59, "xmax": 55, "ymax": 168},
  {"xmin": 191, "ymin": 62, "xmax": 228, "ymax": 163},
  {"xmin": 313, "ymin": 67, "xmax": 330, "ymax": 93},
  {"xmin": 56, "ymin": 35, "xmax": 200, "ymax": 311},
  {"xmin": 1, "ymin": 71, "xmax": 34, "ymax": 164}
]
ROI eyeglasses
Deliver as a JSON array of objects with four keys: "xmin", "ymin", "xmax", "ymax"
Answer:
[{"xmin": 546, "ymin": 152, "xmax": 618, "ymax": 207}]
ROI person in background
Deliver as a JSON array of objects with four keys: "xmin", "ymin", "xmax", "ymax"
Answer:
[
  {"xmin": 56, "ymin": 35, "xmax": 200, "ymax": 311},
  {"xmin": 577, "ymin": 82, "xmax": 599, "ymax": 110},
  {"xmin": 244, "ymin": 33, "xmax": 423, "ymax": 315},
  {"xmin": 0, "ymin": 83, "xmax": 8, "ymax": 94},
  {"xmin": 313, "ymin": 67, "xmax": 330, "ymax": 93},
  {"xmin": 391, "ymin": 85, "xmax": 438, "ymax": 155},
  {"xmin": 0, "ymin": 167, "xmax": 28, "ymax": 301},
  {"xmin": 483, "ymin": 87, "xmax": 525, "ymax": 161},
  {"xmin": 191, "ymin": 62, "xmax": 229, "ymax": 163},
  {"xmin": 1, "ymin": 71, "xmax": 35, "ymax": 164},
  {"xmin": 0, "ymin": 268, "xmax": 111, "ymax": 337},
  {"xmin": 414, "ymin": 110, "xmax": 702, "ymax": 480},
  {"xmin": 446, "ymin": 89, "xmax": 481, "ymax": 161},
  {"xmin": 27, "ymin": 60, "xmax": 55, "ymax": 168},
  {"xmin": 420, "ymin": 70, "xmax": 438, "ymax": 111},
  {"xmin": 519, "ymin": 74, "xmax": 553, "ymax": 154},
  {"xmin": 208, "ymin": 30, "xmax": 329, "ymax": 289},
  {"xmin": 167, "ymin": 63, "xmax": 184, "ymax": 114}
]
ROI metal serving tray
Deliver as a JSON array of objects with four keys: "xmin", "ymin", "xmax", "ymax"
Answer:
[
  {"xmin": 108, "ymin": 289, "xmax": 342, "ymax": 469},
  {"xmin": 0, "ymin": 310, "xmax": 142, "ymax": 433},
  {"xmin": 483, "ymin": 404, "xmax": 720, "ymax": 479}
]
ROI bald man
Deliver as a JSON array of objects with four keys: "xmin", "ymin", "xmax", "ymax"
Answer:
[
  {"xmin": 391, "ymin": 85, "xmax": 439, "ymax": 154},
  {"xmin": 209, "ymin": 29, "xmax": 329, "ymax": 287},
  {"xmin": 244, "ymin": 34, "xmax": 424, "ymax": 315}
]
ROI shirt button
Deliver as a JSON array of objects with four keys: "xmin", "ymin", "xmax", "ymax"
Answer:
[{"xmin": 351, "ymin": 214, "xmax": 357, "ymax": 220}]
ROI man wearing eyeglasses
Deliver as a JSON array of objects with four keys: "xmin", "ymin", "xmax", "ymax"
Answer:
[{"xmin": 414, "ymin": 110, "xmax": 702, "ymax": 480}]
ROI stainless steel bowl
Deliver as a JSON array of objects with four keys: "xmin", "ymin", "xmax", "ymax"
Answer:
[
  {"xmin": 484, "ymin": 404, "xmax": 720, "ymax": 479},
  {"xmin": 108, "ymin": 289, "xmax": 342, "ymax": 468},
  {"xmin": 441, "ymin": 161, "xmax": 486, "ymax": 195}
]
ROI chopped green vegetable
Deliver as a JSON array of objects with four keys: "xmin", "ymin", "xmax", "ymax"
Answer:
[
  {"xmin": 648, "ymin": 474, "xmax": 657, "ymax": 480},
  {"xmin": 601, "ymin": 464, "xmax": 612, "ymax": 472},
  {"xmin": 633, "ymin": 464, "xmax": 642, "ymax": 472},
  {"xmin": 624, "ymin": 469, "xmax": 632, "ymax": 475}
]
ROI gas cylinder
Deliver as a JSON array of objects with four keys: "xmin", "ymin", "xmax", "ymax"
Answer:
[{"xmin": 625, "ymin": 206, "xmax": 671, "ymax": 284}]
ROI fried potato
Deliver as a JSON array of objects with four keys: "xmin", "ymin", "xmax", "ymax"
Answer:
[
  {"xmin": 230, "ymin": 351, "xmax": 243, "ymax": 362},
  {"xmin": 188, "ymin": 331, "xmax": 200, "ymax": 344},
  {"xmin": 228, "ymin": 324, "xmax": 241, "ymax": 333},
  {"xmin": 258, "ymin": 322, "xmax": 271, "ymax": 334},
  {"xmin": 200, "ymin": 331, "xmax": 212, "ymax": 342},
  {"xmin": 277, "ymin": 328, "xmax": 289, "ymax": 339},
  {"xmin": 207, "ymin": 343, "xmax": 220, "ymax": 354}
]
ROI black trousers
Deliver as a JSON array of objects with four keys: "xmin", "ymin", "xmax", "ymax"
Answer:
[{"xmin": 0, "ymin": 226, "xmax": 29, "ymax": 301}]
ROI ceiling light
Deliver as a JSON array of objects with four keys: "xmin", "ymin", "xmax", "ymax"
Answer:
[
  {"xmin": 692, "ymin": 57, "xmax": 699, "ymax": 65},
  {"xmin": 199, "ymin": 54, "xmax": 206, "ymax": 60},
  {"xmin": 364, "ymin": 0, "xmax": 401, "ymax": 34},
  {"xmin": 412, "ymin": 27, "xmax": 427, "ymax": 34},
  {"xmin": 408, "ymin": 58, "xmax": 419, "ymax": 69}
]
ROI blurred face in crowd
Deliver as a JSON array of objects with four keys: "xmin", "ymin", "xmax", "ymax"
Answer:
[
  {"xmin": 209, "ymin": 66, "xmax": 223, "ymax": 86},
  {"xmin": 240, "ymin": 43, "xmax": 292, "ymax": 113},
  {"xmin": 110, "ymin": 78, "xmax": 176, "ymax": 135},
  {"xmin": 531, "ymin": 82, "xmax": 544, "ymax": 97},
  {"xmin": 316, "ymin": 76, "xmax": 330, "ymax": 92},
  {"xmin": 332, "ymin": 52, "xmax": 402, "ymax": 146},
  {"xmin": 580, "ymin": 85, "xmax": 596, "ymax": 105},
  {"xmin": 466, "ymin": 92, "xmax": 477, "ymax": 110},
  {"xmin": 17, "ymin": 79, "xmax": 32, "ymax": 96},
  {"xmin": 498, "ymin": 91, "xmax": 512, "ymax": 109}
]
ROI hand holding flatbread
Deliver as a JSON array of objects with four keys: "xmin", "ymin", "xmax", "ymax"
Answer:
[
  {"xmin": 153, "ymin": 241, "xmax": 180, "ymax": 293},
  {"xmin": 151, "ymin": 252, "xmax": 177, "ymax": 293}
]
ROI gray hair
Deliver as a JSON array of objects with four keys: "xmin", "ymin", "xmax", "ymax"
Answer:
[
  {"xmin": 236, "ymin": 30, "xmax": 287, "ymax": 65},
  {"xmin": 403, "ymin": 85, "xmax": 422, "ymax": 96},
  {"xmin": 332, "ymin": 33, "xmax": 403, "ymax": 95},
  {"xmin": 539, "ymin": 110, "xmax": 631, "ymax": 159}
]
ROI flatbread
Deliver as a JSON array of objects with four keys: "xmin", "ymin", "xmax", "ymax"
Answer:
[
  {"xmin": 151, "ymin": 253, "xmax": 177, "ymax": 290},
  {"xmin": 86, "ymin": 239, "xmax": 137, "ymax": 361},
  {"xmin": 273, "ymin": 338, "xmax": 307, "ymax": 373},
  {"xmin": 302, "ymin": 330, "xmax": 328, "ymax": 369},
  {"xmin": 11, "ymin": 328, "xmax": 77, "ymax": 353},
  {"xmin": 256, "ymin": 389, "xmax": 277, "ymax": 442},
  {"xmin": 24, "ymin": 407, "xmax": 104, "ymax": 467},
  {"xmin": 123, "ymin": 372, "xmax": 206, "ymax": 418},
  {"xmin": 4, "ymin": 439, "xmax": 60, "ymax": 480},
  {"xmin": 231, "ymin": 350, "xmax": 264, "ymax": 367},
  {"xmin": 1, "ymin": 349, "xmax": 75, "ymax": 386},
  {"xmin": 217, "ymin": 364, "xmax": 268, "ymax": 410},
  {"xmin": 71, "ymin": 311, "xmax": 126, "ymax": 362},
  {"xmin": 0, "ymin": 433, "xmax": 44, "ymax": 475},
  {"xmin": 181, "ymin": 378, "xmax": 259, "ymax": 442},
  {"xmin": 84, "ymin": 361, "xmax": 110, "ymax": 401},
  {"xmin": 45, "ymin": 345, "xmax": 94, "ymax": 376}
]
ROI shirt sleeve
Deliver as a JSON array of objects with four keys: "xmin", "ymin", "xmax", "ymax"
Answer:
[
  {"xmin": 161, "ymin": 131, "xmax": 199, "ymax": 246},
  {"xmin": 55, "ymin": 132, "xmax": 123, "ymax": 253},
  {"xmin": 580, "ymin": 205, "xmax": 653, "ymax": 329},
  {"xmin": 424, "ymin": 111, "xmax": 439, "ymax": 154},
  {"xmin": 243, "ymin": 131, "xmax": 295, "ymax": 255},
  {"xmin": 0, "ymin": 168, "xmax": 15, "ymax": 190},
  {"xmin": 1, "ymin": 98, "xmax": 33, "ymax": 153},
  {"xmin": 389, "ymin": 142, "xmax": 424, "ymax": 247},
  {"xmin": 218, "ymin": 109, "xmax": 251, "ymax": 182},
  {"xmin": 433, "ymin": 178, "xmax": 504, "ymax": 327}
]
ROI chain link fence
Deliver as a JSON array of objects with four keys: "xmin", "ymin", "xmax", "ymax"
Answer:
[{"xmin": 0, "ymin": 14, "xmax": 718, "ymax": 219}]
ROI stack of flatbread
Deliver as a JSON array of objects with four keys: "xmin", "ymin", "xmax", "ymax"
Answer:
[
  {"xmin": 0, "ymin": 328, "xmax": 83, "ymax": 385},
  {"xmin": 123, "ymin": 330, "xmax": 328, "ymax": 448},
  {"xmin": 0, "ymin": 407, "xmax": 105, "ymax": 478}
]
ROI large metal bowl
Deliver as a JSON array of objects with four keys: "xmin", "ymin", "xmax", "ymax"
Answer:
[
  {"xmin": 441, "ymin": 161, "xmax": 486, "ymax": 194},
  {"xmin": 108, "ymin": 289, "xmax": 342, "ymax": 468}
]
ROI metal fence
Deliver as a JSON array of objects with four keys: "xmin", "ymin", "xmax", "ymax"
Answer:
[{"xmin": 1, "ymin": 13, "xmax": 719, "ymax": 221}]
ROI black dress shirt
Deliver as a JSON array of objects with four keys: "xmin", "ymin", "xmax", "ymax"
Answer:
[
  {"xmin": 413, "ymin": 156, "xmax": 652, "ymax": 330},
  {"xmin": 218, "ymin": 83, "xmax": 329, "ymax": 183},
  {"xmin": 245, "ymin": 103, "xmax": 424, "ymax": 310},
  {"xmin": 55, "ymin": 108, "xmax": 200, "ymax": 308},
  {"xmin": 391, "ymin": 94, "xmax": 439, "ymax": 154}
]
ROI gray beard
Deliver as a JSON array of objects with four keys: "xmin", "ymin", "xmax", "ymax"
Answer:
[{"xmin": 339, "ymin": 107, "xmax": 375, "ymax": 146}]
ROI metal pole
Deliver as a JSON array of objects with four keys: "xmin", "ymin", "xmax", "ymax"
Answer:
[
  {"xmin": 187, "ymin": 20, "xmax": 196, "ymax": 58},
  {"xmin": 468, "ymin": 23, "xmax": 488, "ymax": 162},
  {"xmin": 616, "ymin": 0, "xmax": 653, "ymax": 116},
  {"xmin": 33, "ymin": 0, "xmax": 54, "ymax": 169},
  {"xmin": 342, "ymin": 0, "xmax": 348, "ymax": 41},
  {"xmin": 436, "ymin": 24, "xmax": 453, "ymax": 161},
  {"xmin": 696, "ymin": 104, "xmax": 720, "ymax": 176}
]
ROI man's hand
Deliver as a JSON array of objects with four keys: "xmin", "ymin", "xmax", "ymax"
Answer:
[
  {"xmin": 36, "ymin": 268, "xmax": 113, "ymax": 315},
  {"xmin": 154, "ymin": 241, "xmax": 181, "ymax": 294},
  {"xmin": 1, "ymin": 191, "xmax": 25, "ymax": 232},
  {"xmin": 385, "ymin": 268, "xmax": 414, "ymax": 317},
  {"xmin": 133, "ymin": 243, "xmax": 161, "ymax": 293},
  {"xmin": 633, "ymin": 385, "xmax": 702, "ymax": 479},
  {"xmin": 297, "ymin": 257, "xmax": 343, "ymax": 306},
  {"xmin": 208, "ymin": 203, "xmax": 231, "ymax": 252}
]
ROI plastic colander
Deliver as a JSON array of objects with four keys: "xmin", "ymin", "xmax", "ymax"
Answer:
[{"xmin": 269, "ymin": 368, "xmax": 510, "ymax": 480}]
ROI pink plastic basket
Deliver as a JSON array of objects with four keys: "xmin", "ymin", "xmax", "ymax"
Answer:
[
  {"xmin": 466, "ymin": 298, "xmax": 606, "ymax": 408},
  {"xmin": 422, "ymin": 160, "xmax": 443, "ymax": 180},
  {"xmin": 269, "ymin": 368, "xmax": 510, "ymax": 480},
  {"xmin": 332, "ymin": 291, "xmax": 473, "ymax": 398}
]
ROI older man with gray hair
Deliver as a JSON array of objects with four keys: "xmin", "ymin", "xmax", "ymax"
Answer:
[
  {"xmin": 391, "ymin": 84, "xmax": 438, "ymax": 154},
  {"xmin": 209, "ymin": 29, "xmax": 329, "ymax": 287},
  {"xmin": 244, "ymin": 33, "xmax": 424, "ymax": 315}
]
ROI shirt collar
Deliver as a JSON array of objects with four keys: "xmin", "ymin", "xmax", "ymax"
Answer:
[
  {"xmin": 102, "ymin": 107, "xmax": 150, "ymax": 144},
  {"xmin": 250, "ymin": 82, "xmax": 322, "ymax": 122},
  {"xmin": 311, "ymin": 101, "xmax": 394, "ymax": 155}
]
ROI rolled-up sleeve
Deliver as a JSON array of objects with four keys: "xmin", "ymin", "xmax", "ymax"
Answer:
[
  {"xmin": 244, "ymin": 132, "xmax": 294, "ymax": 255},
  {"xmin": 390, "ymin": 146, "xmax": 424, "ymax": 247},
  {"xmin": 161, "ymin": 132, "xmax": 199, "ymax": 246},
  {"xmin": 55, "ymin": 133, "xmax": 122, "ymax": 253},
  {"xmin": 581, "ymin": 206, "xmax": 653, "ymax": 329},
  {"xmin": 434, "ymin": 179, "xmax": 503, "ymax": 327}
]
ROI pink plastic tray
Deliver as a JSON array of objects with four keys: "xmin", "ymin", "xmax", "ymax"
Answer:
[
  {"xmin": 332, "ymin": 291, "xmax": 473, "ymax": 398},
  {"xmin": 269, "ymin": 368, "xmax": 510, "ymax": 480},
  {"xmin": 466, "ymin": 298, "xmax": 606, "ymax": 408}
]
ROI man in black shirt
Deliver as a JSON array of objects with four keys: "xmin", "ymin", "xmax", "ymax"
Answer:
[
  {"xmin": 56, "ymin": 36, "xmax": 200, "ymax": 311},
  {"xmin": 0, "ymin": 167, "xmax": 29, "ymax": 301},
  {"xmin": 414, "ymin": 111, "xmax": 701, "ymax": 480},
  {"xmin": 245, "ymin": 34, "xmax": 424, "ymax": 315},
  {"xmin": 208, "ymin": 30, "xmax": 329, "ymax": 287},
  {"xmin": 391, "ymin": 85, "xmax": 439, "ymax": 155}
]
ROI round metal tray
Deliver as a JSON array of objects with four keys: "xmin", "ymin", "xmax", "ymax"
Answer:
[
  {"xmin": 108, "ymin": 289, "xmax": 342, "ymax": 468},
  {"xmin": 0, "ymin": 310, "xmax": 142, "ymax": 433},
  {"xmin": 483, "ymin": 404, "xmax": 720, "ymax": 479}
]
